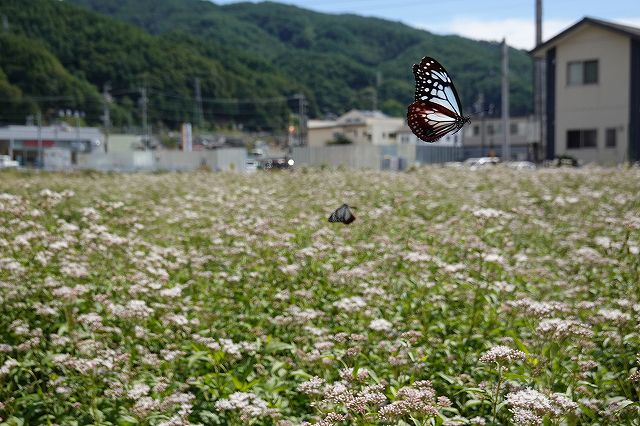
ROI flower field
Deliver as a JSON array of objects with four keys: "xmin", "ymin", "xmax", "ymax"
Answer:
[{"xmin": 0, "ymin": 167, "xmax": 639, "ymax": 426}]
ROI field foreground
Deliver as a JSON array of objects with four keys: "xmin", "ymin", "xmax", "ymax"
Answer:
[{"xmin": 0, "ymin": 167, "xmax": 639, "ymax": 426}]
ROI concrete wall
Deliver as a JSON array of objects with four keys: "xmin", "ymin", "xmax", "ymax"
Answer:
[
  {"xmin": 292, "ymin": 144, "xmax": 461, "ymax": 170},
  {"xmin": 555, "ymin": 24, "xmax": 630, "ymax": 164},
  {"xmin": 43, "ymin": 148, "xmax": 72, "ymax": 171},
  {"xmin": 77, "ymin": 148, "xmax": 246, "ymax": 172},
  {"xmin": 293, "ymin": 145, "xmax": 382, "ymax": 169}
]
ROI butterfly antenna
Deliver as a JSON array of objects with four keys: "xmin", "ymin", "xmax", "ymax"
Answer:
[{"xmin": 469, "ymin": 107, "xmax": 492, "ymax": 118}]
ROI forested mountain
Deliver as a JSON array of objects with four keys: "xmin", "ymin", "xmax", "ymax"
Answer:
[{"xmin": 0, "ymin": 0, "xmax": 533, "ymax": 130}]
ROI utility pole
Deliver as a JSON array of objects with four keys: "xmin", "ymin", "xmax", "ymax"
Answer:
[
  {"xmin": 476, "ymin": 92, "xmax": 486, "ymax": 155},
  {"xmin": 534, "ymin": 0, "xmax": 545, "ymax": 162},
  {"xmin": 2, "ymin": 15, "xmax": 8, "ymax": 32},
  {"xmin": 372, "ymin": 71, "xmax": 382, "ymax": 111},
  {"xmin": 501, "ymin": 38, "xmax": 511, "ymax": 161},
  {"xmin": 139, "ymin": 86, "xmax": 148, "ymax": 149},
  {"xmin": 294, "ymin": 93, "xmax": 306, "ymax": 146},
  {"xmin": 36, "ymin": 110, "xmax": 43, "ymax": 168},
  {"xmin": 75, "ymin": 111, "xmax": 80, "ymax": 144},
  {"xmin": 194, "ymin": 78, "xmax": 204, "ymax": 128},
  {"xmin": 103, "ymin": 82, "xmax": 111, "ymax": 153}
]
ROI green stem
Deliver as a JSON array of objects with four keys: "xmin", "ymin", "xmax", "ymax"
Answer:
[{"xmin": 492, "ymin": 364, "xmax": 503, "ymax": 423}]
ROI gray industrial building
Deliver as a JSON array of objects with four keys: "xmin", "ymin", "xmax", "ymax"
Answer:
[{"xmin": 0, "ymin": 125, "xmax": 104, "ymax": 167}]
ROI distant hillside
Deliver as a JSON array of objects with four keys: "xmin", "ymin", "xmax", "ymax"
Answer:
[
  {"xmin": 0, "ymin": 0, "xmax": 533, "ymax": 130},
  {"xmin": 0, "ymin": 0, "xmax": 298, "ymax": 129},
  {"xmin": 69, "ymin": 0, "xmax": 534, "ymax": 118}
]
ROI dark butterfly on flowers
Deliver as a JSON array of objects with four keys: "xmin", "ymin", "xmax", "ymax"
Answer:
[
  {"xmin": 407, "ymin": 57, "xmax": 470, "ymax": 142},
  {"xmin": 328, "ymin": 204, "xmax": 356, "ymax": 225}
]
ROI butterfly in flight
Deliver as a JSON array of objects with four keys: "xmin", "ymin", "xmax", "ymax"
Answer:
[
  {"xmin": 328, "ymin": 204, "xmax": 356, "ymax": 225},
  {"xmin": 407, "ymin": 57, "xmax": 470, "ymax": 142}
]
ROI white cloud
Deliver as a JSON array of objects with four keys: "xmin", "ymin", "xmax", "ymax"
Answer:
[{"xmin": 417, "ymin": 16, "xmax": 640, "ymax": 50}]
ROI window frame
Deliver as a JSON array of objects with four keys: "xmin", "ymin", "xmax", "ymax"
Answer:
[
  {"xmin": 566, "ymin": 129, "xmax": 598, "ymax": 149},
  {"xmin": 605, "ymin": 128, "xmax": 617, "ymax": 148},
  {"xmin": 567, "ymin": 59, "xmax": 599, "ymax": 86}
]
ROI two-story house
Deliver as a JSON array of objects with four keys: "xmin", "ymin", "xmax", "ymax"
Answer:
[
  {"xmin": 307, "ymin": 110, "xmax": 404, "ymax": 147},
  {"xmin": 530, "ymin": 17, "xmax": 640, "ymax": 164}
]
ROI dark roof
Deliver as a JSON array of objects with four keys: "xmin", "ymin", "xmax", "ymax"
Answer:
[{"xmin": 530, "ymin": 17, "xmax": 640, "ymax": 55}]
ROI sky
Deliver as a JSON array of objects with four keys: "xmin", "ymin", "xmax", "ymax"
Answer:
[{"xmin": 212, "ymin": 0, "xmax": 640, "ymax": 50}]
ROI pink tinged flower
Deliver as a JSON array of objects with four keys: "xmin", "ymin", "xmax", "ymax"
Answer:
[
  {"xmin": 333, "ymin": 296, "xmax": 367, "ymax": 311},
  {"xmin": 597, "ymin": 308, "xmax": 631, "ymax": 323},
  {"xmin": 536, "ymin": 318, "xmax": 593, "ymax": 339},
  {"xmin": 215, "ymin": 392, "xmax": 271, "ymax": 420},
  {"xmin": 506, "ymin": 388, "xmax": 577, "ymax": 423},
  {"xmin": 128, "ymin": 383, "xmax": 151, "ymax": 400},
  {"xmin": 479, "ymin": 345, "xmax": 526, "ymax": 364}
]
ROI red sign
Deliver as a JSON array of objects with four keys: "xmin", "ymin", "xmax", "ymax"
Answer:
[{"xmin": 23, "ymin": 140, "xmax": 56, "ymax": 147}]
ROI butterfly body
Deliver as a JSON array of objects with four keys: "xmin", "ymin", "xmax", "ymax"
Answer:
[
  {"xmin": 328, "ymin": 204, "xmax": 356, "ymax": 225},
  {"xmin": 407, "ymin": 57, "xmax": 470, "ymax": 143}
]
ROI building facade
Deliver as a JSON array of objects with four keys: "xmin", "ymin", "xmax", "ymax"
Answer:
[
  {"xmin": 394, "ymin": 123, "xmax": 463, "ymax": 147},
  {"xmin": 531, "ymin": 17, "xmax": 640, "ymax": 164},
  {"xmin": 462, "ymin": 116, "xmax": 538, "ymax": 160},
  {"xmin": 307, "ymin": 110, "xmax": 404, "ymax": 147},
  {"xmin": 0, "ymin": 125, "xmax": 104, "ymax": 167}
]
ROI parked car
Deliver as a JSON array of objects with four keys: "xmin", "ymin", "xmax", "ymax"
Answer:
[
  {"xmin": 0, "ymin": 155, "xmax": 19, "ymax": 169},
  {"xmin": 550, "ymin": 155, "xmax": 579, "ymax": 167},
  {"xmin": 245, "ymin": 159, "xmax": 259, "ymax": 173},
  {"xmin": 260, "ymin": 157, "xmax": 294, "ymax": 170},
  {"xmin": 464, "ymin": 157, "xmax": 500, "ymax": 170}
]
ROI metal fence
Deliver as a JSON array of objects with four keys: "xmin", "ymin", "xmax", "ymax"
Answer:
[
  {"xmin": 76, "ymin": 148, "xmax": 246, "ymax": 172},
  {"xmin": 292, "ymin": 144, "xmax": 463, "ymax": 170}
]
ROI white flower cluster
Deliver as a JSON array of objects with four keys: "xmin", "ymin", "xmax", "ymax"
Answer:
[
  {"xmin": 506, "ymin": 389, "xmax": 577, "ymax": 425},
  {"xmin": 0, "ymin": 358, "xmax": 18, "ymax": 376},
  {"xmin": 215, "ymin": 392, "xmax": 272, "ymax": 421},
  {"xmin": 536, "ymin": 318, "xmax": 593, "ymax": 339},
  {"xmin": 333, "ymin": 296, "xmax": 367, "ymax": 311},
  {"xmin": 369, "ymin": 318, "xmax": 393, "ymax": 332},
  {"xmin": 479, "ymin": 345, "xmax": 526, "ymax": 365}
]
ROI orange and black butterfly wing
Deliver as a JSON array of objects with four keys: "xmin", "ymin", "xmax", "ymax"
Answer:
[
  {"xmin": 407, "ymin": 101, "xmax": 461, "ymax": 143},
  {"xmin": 407, "ymin": 56, "xmax": 467, "ymax": 143}
]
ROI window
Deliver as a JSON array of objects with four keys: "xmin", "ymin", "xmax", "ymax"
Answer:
[
  {"xmin": 567, "ymin": 60, "xmax": 598, "ymax": 85},
  {"xmin": 487, "ymin": 124, "xmax": 494, "ymax": 135},
  {"xmin": 567, "ymin": 129, "xmax": 597, "ymax": 149},
  {"xmin": 510, "ymin": 123, "xmax": 519, "ymax": 135},
  {"xmin": 606, "ymin": 128, "xmax": 616, "ymax": 148},
  {"xmin": 473, "ymin": 125, "xmax": 480, "ymax": 136}
]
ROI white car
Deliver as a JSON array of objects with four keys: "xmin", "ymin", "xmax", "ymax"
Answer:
[
  {"xmin": 0, "ymin": 155, "xmax": 19, "ymax": 169},
  {"xmin": 464, "ymin": 157, "xmax": 500, "ymax": 170},
  {"xmin": 245, "ymin": 159, "xmax": 259, "ymax": 173}
]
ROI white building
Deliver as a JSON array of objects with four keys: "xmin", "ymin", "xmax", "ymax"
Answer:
[
  {"xmin": 0, "ymin": 124, "xmax": 104, "ymax": 167},
  {"xmin": 307, "ymin": 110, "xmax": 404, "ymax": 147},
  {"xmin": 531, "ymin": 17, "xmax": 640, "ymax": 164},
  {"xmin": 462, "ymin": 116, "xmax": 538, "ymax": 160},
  {"xmin": 394, "ymin": 123, "xmax": 463, "ymax": 147}
]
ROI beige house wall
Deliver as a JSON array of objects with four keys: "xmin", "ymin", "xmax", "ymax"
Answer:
[
  {"xmin": 307, "ymin": 119, "xmax": 403, "ymax": 147},
  {"xmin": 308, "ymin": 127, "xmax": 337, "ymax": 147},
  {"xmin": 368, "ymin": 118, "xmax": 405, "ymax": 145},
  {"xmin": 555, "ymin": 25, "xmax": 630, "ymax": 164}
]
